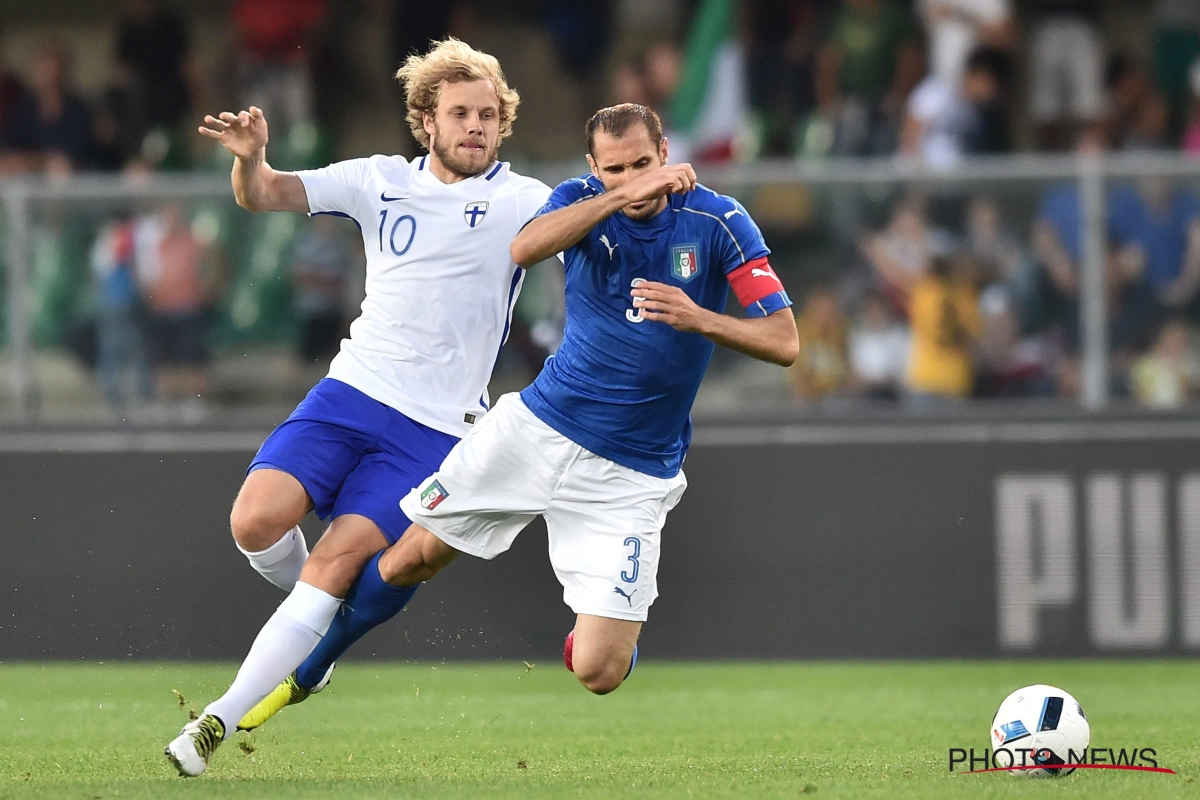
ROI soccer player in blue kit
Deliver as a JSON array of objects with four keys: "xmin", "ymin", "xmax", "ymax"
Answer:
[{"xmin": 366, "ymin": 103, "xmax": 801, "ymax": 694}]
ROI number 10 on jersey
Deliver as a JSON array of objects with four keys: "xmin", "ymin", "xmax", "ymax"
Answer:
[{"xmin": 378, "ymin": 210, "xmax": 417, "ymax": 256}]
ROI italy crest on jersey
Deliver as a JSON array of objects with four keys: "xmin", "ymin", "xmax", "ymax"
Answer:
[
  {"xmin": 464, "ymin": 201, "xmax": 489, "ymax": 228},
  {"xmin": 671, "ymin": 244, "xmax": 700, "ymax": 282},
  {"xmin": 419, "ymin": 479, "xmax": 449, "ymax": 510}
]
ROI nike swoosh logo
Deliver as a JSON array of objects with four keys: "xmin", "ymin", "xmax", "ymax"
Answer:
[{"xmin": 381, "ymin": 192, "xmax": 409, "ymax": 202}]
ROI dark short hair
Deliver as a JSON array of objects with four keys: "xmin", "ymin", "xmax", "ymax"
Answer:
[{"xmin": 585, "ymin": 103, "xmax": 663, "ymax": 157}]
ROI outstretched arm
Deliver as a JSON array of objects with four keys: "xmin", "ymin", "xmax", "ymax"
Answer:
[
  {"xmin": 510, "ymin": 164, "xmax": 698, "ymax": 267},
  {"xmin": 198, "ymin": 106, "xmax": 308, "ymax": 213},
  {"xmin": 632, "ymin": 281, "xmax": 799, "ymax": 366}
]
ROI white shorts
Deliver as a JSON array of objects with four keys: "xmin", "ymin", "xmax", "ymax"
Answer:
[
  {"xmin": 399, "ymin": 393, "xmax": 687, "ymax": 622},
  {"xmin": 1029, "ymin": 19, "xmax": 1104, "ymax": 123}
]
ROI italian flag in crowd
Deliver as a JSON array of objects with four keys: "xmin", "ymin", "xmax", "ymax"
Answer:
[{"xmin": 667, "ymin": 0, "xmax": 749, "ymax": 163}]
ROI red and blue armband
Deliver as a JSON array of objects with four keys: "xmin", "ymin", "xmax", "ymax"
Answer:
[{"xmin": 727, "ymin": 257, "xmax": 792, "ymax": 318}]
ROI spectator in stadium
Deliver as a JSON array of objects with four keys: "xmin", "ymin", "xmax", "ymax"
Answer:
[
  {"xmin": 904, "ymin": 250, "xmax": 980, "ymax": 404},
  {"xmin": 861, "ymin": 194, "xmax": 949, "ymax": 312},
  {"xmin": 136, "ymin": 204, "xmax": 215, "ymax": 416},
  {"xmin": 1152, "ymin": 0, "xmax": 1200, "ymax": 140},
  {"xmin": 1131, "ymin": 317, "xmax": 1199, "ymax": 408},
  {"xmin": 847, "ymin": 291, "xmax": 909, "ymax": 400},
  {"xmin": 974, "ymin": 284, "xmax": 1054, "ymax": 397},
  {"xmin": 1028, "ymin": 0, "xmax": 1104, "ymax": 151},
  {"xmin": 289, "ymin": 214, "xmax": 355, "ymax": 365},
  {"xmin": 0, "ymin": 43, "xmax": 94, "ymax": 174},
  {"xmin": 232, "ymin": 0, "xmax": 326, "ymax": 141},
  {"xmin": 1105, "ymin": 54, "xmax": 1170, "ymax": 152},
  {"xmin": 744, "ymin": 0, "xmax": 821, "ymax": 157},
  {"xmin": 111, "ymin": 0, "xmax": 198, "ymax": 167},
  {"xmin": 1032, "ymin": 149, "xmax": 1159, "ymax": 390},
  {"xmin": 610, "ymin": 43, "xmax": 680, "ymax": 116},
  {"xmin": 90, "ymin": 214, "xmax": 154, "ymax": 410},
  {"xmin": 542, "ymin": 0, "xmax": 614, "ymax": 81},
  {"xmin": 1108, "ymin": 178, "xmax": 1200, "ymax": 314},
  {"xmin": 964, "ymin": 194, "xmax": 1036, "ymax": 330},
  {"xmin": 814, "ymin": 0, "xmax": 923, "ymax": 156},
  {"xmin": 898, "ymin": 46, "xmax": 1008, "ymax": 167},
  {"xmin": 917, "ymin": 0, "xmax": 1013, "ymax": 88},
  {"xmin": 790, "ymin": 287, "xmax": 848, "ymax": 403}
]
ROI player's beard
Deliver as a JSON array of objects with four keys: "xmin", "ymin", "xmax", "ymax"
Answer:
[{"xmin": 430, "ymin": 128, "xmax": 497, "ymax": 179}]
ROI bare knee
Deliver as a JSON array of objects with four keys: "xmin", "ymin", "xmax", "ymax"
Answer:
[
  {"xmin": 573, "ymin": 657, "xmax": 628, "ymax": 695},
  {"xmin": 568, "ymin": 616, "xmax": 640, "ymax": 695},
  {"xmin": 230, "ymin": 500, "xmax": 287, "ymax": 552},
  {"xmin": 230, "ymin": 470, "xmax": 309, "ymax": 552}
]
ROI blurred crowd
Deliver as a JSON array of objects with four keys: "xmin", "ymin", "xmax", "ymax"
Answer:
[
  {"xmin": 0, "ymin": 0, "xmax": 332, "ymax": 177},
  {"xmin": 612, "ymin": 0, "xmax": 1200, "ymax": 164},
  {"xmin": 2, "ymin": 1, "xmax": 1200, "ymax": 175},
  {"xmin": 3, "ymin": 1, "xmax": 1200, "ymax": 415},
  {"xmin": 789, "ymin": 180, "xmax": 1200, "ymax": 410}
]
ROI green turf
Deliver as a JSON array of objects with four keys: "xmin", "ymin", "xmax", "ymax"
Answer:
[{"xmin": 0, "ymin": 661, "xmax": 1197, "ymax": 798}]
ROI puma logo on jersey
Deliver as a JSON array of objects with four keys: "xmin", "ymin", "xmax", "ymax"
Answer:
[
  {"xmin": 724, "ymin": 209, "xmax": 743, "ymax": 219},
  {"xmin": 751, "ymin": 268, "xmax": 775, "ymax": 278},
  {"xmin": 599, "ymin": 234, "xmax": 619, "ymax": 259}
]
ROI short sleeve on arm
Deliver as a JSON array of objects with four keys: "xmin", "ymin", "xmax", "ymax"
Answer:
[
  {"xmin": 516, "ymin": 179, "xmax": 554, "ymax": 226},
  {"xmin": 534, "ymin": 175, "xmax": 600, "ymax": 219},
  {"xmin": 713, "ymin": 200, "xmax": 790, "ymax": 317},
  {"xmin": 295, "ymin": 158, "xmax": 372, "ymax": 219}
]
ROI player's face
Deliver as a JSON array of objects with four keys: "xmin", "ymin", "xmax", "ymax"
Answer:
[
  {"xmin": 425, "ymin": 79, "xmax": 502, "ymax": 179},
  {"xmin": 587, "ymin": 125, "xmax": 669, "ymax": 220}
]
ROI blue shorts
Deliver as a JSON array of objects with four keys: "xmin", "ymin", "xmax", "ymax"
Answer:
[{"xmin": 249, "ymin": 378, "xmax": 460, "ymax": 544}]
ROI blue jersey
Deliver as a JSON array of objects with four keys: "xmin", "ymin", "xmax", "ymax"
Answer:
[{"xmin": 520, "ymin": 175, "xmax": 791, "ymax": 478}]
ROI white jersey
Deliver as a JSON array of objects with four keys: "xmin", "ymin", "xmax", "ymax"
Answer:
[{"xmin": 296, "ymin": 155, "xmax": 552, "ymax": 437}]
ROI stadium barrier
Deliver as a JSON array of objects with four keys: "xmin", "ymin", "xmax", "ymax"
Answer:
[
  {"xmin": 4, "ymin": 416, "xmax": 1200, "ymax": 660},
  {"xmin": 6, "ymin": 153, "xmax": 1200, "ymax": 422}
]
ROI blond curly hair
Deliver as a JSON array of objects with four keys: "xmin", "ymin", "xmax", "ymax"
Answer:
[{"xmin": 395, "ymin": 39, "xmax": 520, "ymax": 151}]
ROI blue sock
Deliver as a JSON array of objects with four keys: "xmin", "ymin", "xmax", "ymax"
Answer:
[
  {"xmin": 294, "ymin": 551, "xmax": 418, "ymax": 690},
  {"xmin": 625, "ymin": 646, "xmax": 638, "ymax": 679}
]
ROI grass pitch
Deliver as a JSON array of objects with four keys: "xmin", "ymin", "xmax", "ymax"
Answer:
[{"xmin": 1, "ymin": 660, "xmax": 1197, "ymax": 799}]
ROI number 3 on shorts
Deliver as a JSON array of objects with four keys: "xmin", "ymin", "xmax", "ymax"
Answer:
[{"xmin": 621, "ymin": 536, "xmax": 641, "ymax": 583}]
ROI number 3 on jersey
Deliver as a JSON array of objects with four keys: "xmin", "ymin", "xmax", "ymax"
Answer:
[
  {"xmin": 378, "ymin": 210, "xmax": 417, "ymax": 256},
  {"xmin": 620, "ymin": 536, "xmax": 641, "ymax": 583},
  {"xmin": 626, "ymin": 278, "xmax": 647, "ymax": 324}
]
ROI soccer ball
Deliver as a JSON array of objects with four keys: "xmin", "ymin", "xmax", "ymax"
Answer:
[{"xmin": 989, "ymin": 685, "xmax": 1090, "ymax": 777}]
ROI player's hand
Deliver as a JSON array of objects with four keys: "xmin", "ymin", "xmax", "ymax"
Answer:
[
  {"xmin": 631, "ymin": 281, "xmax": 709, "ymax": 333},
  {"xmin": 198, "ymin": 107, "xmax": 269, "ymax": 161},
  {"xmin": 616, "ymin": 164, "xmax": 698, "ymax": 206}
]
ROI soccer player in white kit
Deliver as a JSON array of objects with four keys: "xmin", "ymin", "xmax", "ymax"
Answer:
[{"xmin": 165, "ymin": 40, "xmax": 551, "ymax": 777}]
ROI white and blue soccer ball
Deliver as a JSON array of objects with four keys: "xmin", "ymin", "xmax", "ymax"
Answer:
[{"xmin": 989, "ymin": 685, "xmax": 1090, "ymax": 777}]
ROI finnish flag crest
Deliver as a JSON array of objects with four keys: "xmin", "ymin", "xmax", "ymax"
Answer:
[{"xmin": 464, "ymin": 201, "xmax": 489, "ymax": 228}]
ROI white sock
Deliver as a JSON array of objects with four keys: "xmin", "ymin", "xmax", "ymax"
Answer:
[
  {"xmin": 238, "ymin": 526, "xmax": 309, "ymax": 591},
  {"xmin": 204, "ymin": 582, "xmax": 340, "ymax": 733}
]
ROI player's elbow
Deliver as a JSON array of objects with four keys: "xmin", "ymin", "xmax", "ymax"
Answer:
[
  {"xmin": 775, "ymin": 336, "xmax": 800, "ymax": 368},
  {"xmin": 509, "ymin": 237, "xmax": 537, "ymax": 268},
  {"xmin": 769, "ymin": 314, "xmax": 800, "ymax": 367},
  {"xmin": 234, "ymin": 191, "xmax": 262, "ymax": 213}
]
